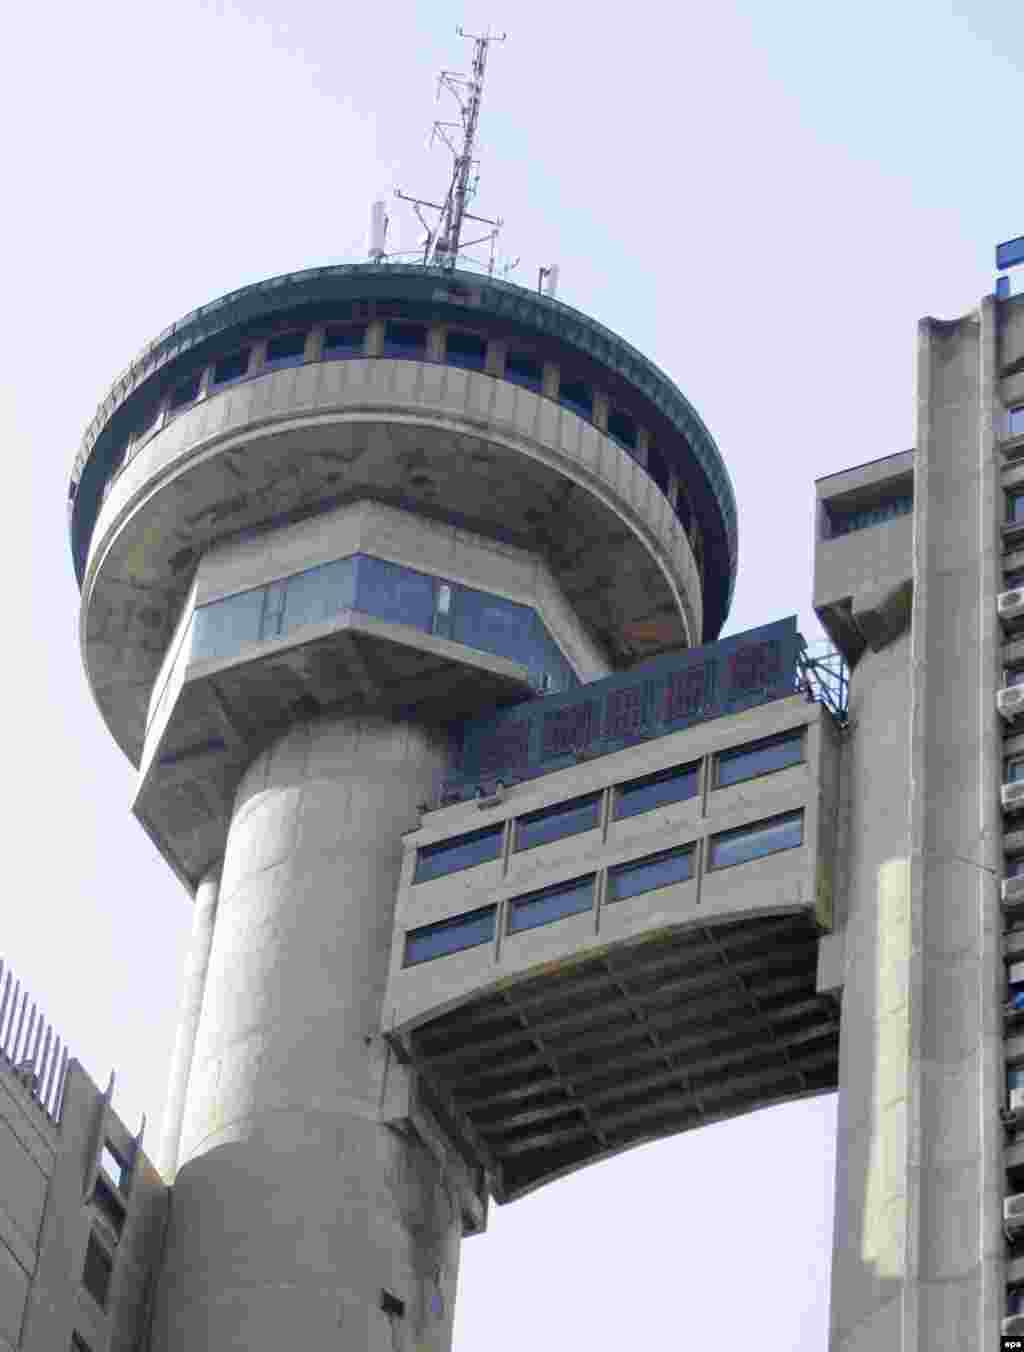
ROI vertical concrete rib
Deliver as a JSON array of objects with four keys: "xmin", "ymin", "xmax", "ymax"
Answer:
[
  {"xmin": 159, "ymin": 864, "xmax": 222, "ymax": 1180},
  {"xmin": 151, "ymin": 713, "xmax": 462, "ymax": 1351}
]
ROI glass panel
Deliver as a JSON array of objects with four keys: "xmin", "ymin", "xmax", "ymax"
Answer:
[
  {"xmin": 716, "ymin": 732, "xmax": 803, "ymax": 788},
  {"xmin": 516, "ymin": 794, "xmax": 601, "ymax": 851},
  {"xmin": 264, "ymin": 332, "xmax": 307, "ymax": 370},
  {"xmin": 135, "ymin": 401, "xmax": 162, "ymax": 438},
  {"xmin": 169, "ymin": 372, "xmax": 202, "ymax": 410},
  {"xmin": 280, "ymin": 558, "xmax": 355, "ymax": 636},
  {"xmin": 709, "ymin": 811, "xmax": 804, "ymax": 870},
  {"xmin": 413, "ymin": 825, "xmax": 504, "ymax": 883},
  {"xmin": 829, "ymin": 495, "xmax": 913, "ymax": 536},
  {"xmin": 607, "ymin": 847, "xmax": 694, "ymax": 902},
  {"xmin": 1010, "ymin": 493, "xmax": 1024, "ymax": 525},
  {"xmin": 323, "ymin": 324, "xmax": 367, "ymax": 358},
  {"xmin": 404, "ymin": 906, "xmax": 496, "ymax": 964},
  {"xmin": 607, "ymin": 409, "xmax": 636, "ymax": 450},
  {"xmin": 1011, "ymin": 1068, "xmax": 1024, "ymax": 1090},
  {"xmin": 354, "ymin": 556, "xmax": 435, "ymax": 632},
  {"xmin": 1008, "ymin": 760, "xmax": 1024, "ymax": 784},
  {"xmin": 1008, "ymin": 668, "xmax": 1024, "ymax": 689},
  {"xmin": 1006, "ymin": 571, "xmax": 1024, "ymax": 591},
  {"xmin": 100, "ymin": 1143, "xmax": 127, "ymax": 1191},
  {"xmin": 445, "ymin": 330, "xmax": 487, "ymax": 371},
  {"xmin": 452, "ymin": 587, "xmax": 533, "ymax": 663},
  {"xmin": 1008, "ymin": 855, "xmax": 1024, "ymax": 879},
  {"xmin": 382, "ymin": 323, "xmax": 426, "ymax": 358},
  {"xmin": 192, "ymin": 589, "xmax": 266, "ymax": 661},
  {"xmin": 212, "ymin": 349, "xmax": 250, "ymax": 386},
  {"xmin": 647, "ymin": 444, "xmax": 670, "ymax": 497},
  {"xmin": 1010, "ymin": 406, "xmax": 1024, "ymax": 438},
  {"xmin": 504, "ymin": 350, "xmax": 543, "ymax": 393},
  {"xmin": 559, "ymin": 378, "xmax": 593, "ymax": 421},
  {"xmin": 508, "ymin": 876, "xmax": 594, "ymax": 933},
  {"xmin": 260, "ymin": 580, "xmax": 287, "ymax": 640},
  {"xmin": 616, "ymin": 763, "xmax": 699, "ymax": 819}
]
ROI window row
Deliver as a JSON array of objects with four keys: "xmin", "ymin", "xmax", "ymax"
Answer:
[
  {"xmin": 824, "ymin": 492, "xmax": 913, "ymax": 538},
  {"xmin": 412, "ymin": 730, "xmax": 805, "ymax": 883},
  {"xmin": 404, "ymin": 810, "xmax": 805, "ymax": 965},
  {"xmin": 109, "ymin": 321, "xmax": 685, "ymax": 527},
  {"xmin": 1010, "ymin": 405, "xmax": 1024, "ymax": 441}
]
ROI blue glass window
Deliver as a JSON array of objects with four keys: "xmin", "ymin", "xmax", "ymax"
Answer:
[
  {"xmin": 1010, "ymin": 406, "xmax": 1024, "ymax": 439},
  {"xmin": 516, "ymin": 794, "xmax": 601, "ymax": 851},
  {"xmin": 264, "ymin": 332, "xmax": 307, "ymax": 371},
  {"xmin": 355, "ymin": 556, "xmax": 435, "ymax": 632},
  {"xmin": 1008, "ymin": 667, "xmax": 1024, "ymax": 689},
  {"xmin": 675, "ymin": 490, "xmax": 693, "ymax": 535},
  {"xmin": 1008, "ymin": 855, "xmax": 1024, "ymax": 879},
  {"xmin": 1006, "ymin": 571, "xmax": 1024, "ymax": 591},
  {"xmin": 211, "ymin": 349, "xmax": 250, "ymax": 388},
  {"xmin": 1009, "ymin": 491, "xmax": 1024, "ymax": 526},
  {"xmin": 445, "ymin": 330, "xmax": 487, "ymax": 371},
  {"xmin": 607, "ymin": 846, "xmax": 694, "ymax": 902},
  {"xmin": 169, "ymin": 372, "xmax": 202, "ymax": 410},
  {"xmin": 708, "ymin": 811, "xmax": 804, "ymax": 870},
  {"xmin": 413, "ymin": 824, "xmax": 504, "ymax": 883},
  {"xmin": 559, "ymin": 378, "xmax": 593, "ymax": 421},
  {"xmin": 452, "ymin": 588, "xmax": 533, "ymax": 663},
  {"xmin": 1011, "ymin": 1068, "xmax": 1024, "ymax": 1091},
  {"xmin": 323, "ymin": 324, "xmax": 367, "ymax": 358},
  {"xmin": 607, "ymin": 409, "xmax": 637, "ymax": 452},
  {"xmin": 615, "ymin": 763, "xmax": 699, "ymax": 820},
  {"xmin": 504, "ymin": 350, "xmax": 543, "ymax": 393},
  {"xmin": 508, "ymin": 876, "xmax": 595, "ymax": 933},
  {"xmin": 827, "ymin": 494, "xmax": 913, "ymax": 536},
  {"xmin": 193, "ymin": 589, "xmax": 266, "ymax": 661},
  {"xmin": 647, "ymin": 445, "xmax": 670, "ymax": 498},
  {"xmin": 382, "ymin": 323, "xmax": 427, "ymax": 359},
  {"xmin": 135, "ymin": 401, "xmax": 162, "ymax": 440},
  {"xmin": 1007, "ymin": 759, "xmax": 1024, "ymax": 785},
  {"xmin": 280, "ymin": 558, "xmax": 356, "ymax": 635},
  {"xmin": 404, "ymin": 905, "xmax": 496, "ymax": 965},
  {"xmin": 715, "ymin": 731, "xmax": 803, "ymax": 788}
]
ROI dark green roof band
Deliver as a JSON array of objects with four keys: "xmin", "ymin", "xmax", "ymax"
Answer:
[{"xmin": 71, "ymin": 264, "xmax": 737, "ymax": 636}]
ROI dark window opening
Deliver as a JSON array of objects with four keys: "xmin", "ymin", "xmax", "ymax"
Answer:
[
  {"xmin": 413, "ymin": 824, "xmax": 504, "ymax": 883},
  {"xmin": 607, "ymin": 409, "xmax": 637, "ymax": 451},
  {"xmin": 382, "ymin": 323, "xmax": 427, "ymax": 359},
  {"xmin": 607, "ymin": 846, "xmax": 694, "ymax": 902},
  {"xmin": 211, "ymin": 349, "xmax": 250, "ymax": 387},
  {"xmin": 826, "ymin": 482, "xmax": 914, "ymax": 536},
  {"xmin": 82, "ymin": 1232, "xmax": 113, "ymax": 1309},
  {"xmin": 647, "ymin": 444, "xmax": 670, "ymax": 498},
  {"xmin": 504, "ymin": 350, "xmax": 543, "ymax": 393},
  {"xmin": 1010, "ymin": 491, "xmax": 1024, "ymax": 526},
  {"xmin": 323, "ymin": 324, "xmax": 367, "ymax": 358},
  {"xmin": 168, "ymin": 372, "xmax": 202, "ymax": 410},
  {"xmin": 445, "ymin": 330, "xmax": 487, "ymax": 371},
  {"xmin": 71, "ymin": 1335, "xmax": 93, "ymax": 1352},
  {"xmin": 1006, "ymin": 570, "xmax": 1024, "ymax": 591},
  {"xmin": 404, "ymin": 906, "xmax": 496, "ymax": 965},
  {"xmin": 1008, "ymin": 667, "xmax": 1024, "ymax": 689},
  {"xmin": 708, "ymin": 811, "xmax": 804, "ymax": 870},
  {"xmin": 615, "ymin": 762, "xmax": 699, "ymax": 820},
  {"xmin": 1008, "ymin": 854, "xmax": 1024, "ymax": 879},
  {"xmin": 134, "ymin": 401, "xmax": 162, "ymax": 440},
  {"xmin": 508, "ymin": 876, "xmax": 595, "ymax": 933},
  {"xmin": 675, "ymin": 490, "xmax": 693, "ymax": 535},
  {"xmin": 558, "ymin": 377, "xmax": 593, "ymax": 421},
  {"xmin": 264, "ymin": 331, "xmax": 307, "ymax": 370},
  {"xmin": 92, "ymin": 1173, "xmax": 126, "ymax": 1238},
  {"xmin": 715, "ymin": 731, "xmax": 804, "ymax": 788},
  {"xmin": 516, "ymin": 793, "xmax": 601, "ymax": 851}
]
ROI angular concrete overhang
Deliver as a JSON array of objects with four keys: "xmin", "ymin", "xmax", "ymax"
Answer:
[
  {"xmin": 81, "ymin": 358, "xmax": 703, "ymax": 771},
  {"xmin": 813, "ymin": 449, "xmax": 915, "ymax": 665},
  {"xmin": 382, "ymin": 695, "xmax": 842, "ymax": 1201}
]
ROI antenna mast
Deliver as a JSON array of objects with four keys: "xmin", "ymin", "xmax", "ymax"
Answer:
[{"xmin": 394, "ymin": 27, "xmax": 507, "ymax": 271}]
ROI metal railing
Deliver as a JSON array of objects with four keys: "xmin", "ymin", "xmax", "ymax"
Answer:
[
  {"xmin": 795, "ymin": 639, "xmax": 850, "ymax": 727},
  {"xmin": 0, "ymin": 958, "xmax": 70, "ymax": 1124}
]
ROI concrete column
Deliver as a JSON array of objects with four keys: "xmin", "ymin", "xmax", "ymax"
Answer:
[
  {"xmin": 152, "ymin": 713, "xmax": 461, "ymax": 1352},
  {"xmin": 158, "ymin": 865, "xmax": 221, "ymax": 1181}
]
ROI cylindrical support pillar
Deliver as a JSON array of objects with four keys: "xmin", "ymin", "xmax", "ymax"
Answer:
[
  {"xmin": 158, "ymin": 864, "xmax": 221, "ymax": 1180},
  {"xmin": 152, "ymin": 713, "xmax": 461, "ymax": 1351}
]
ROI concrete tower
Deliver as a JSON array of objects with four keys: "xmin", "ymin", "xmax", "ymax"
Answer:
[{"xmin": 68, "ymin": 241, "xmax": 740, "ymax": 1342}]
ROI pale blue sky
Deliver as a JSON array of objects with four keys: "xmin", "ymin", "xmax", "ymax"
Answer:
[{"xmin": 3, "ymin": 1, "xmax": 1021, "ymax": 1346}]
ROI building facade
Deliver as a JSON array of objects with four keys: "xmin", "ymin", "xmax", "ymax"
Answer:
[{"xmin": 40, "ymin": 254, "xmax": 1024, "ymax": 1349}]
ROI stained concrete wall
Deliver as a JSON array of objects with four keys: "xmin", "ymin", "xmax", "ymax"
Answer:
[{"xmin": 152, "ymin": 714, "xmax": 468, "ymax": 1351}]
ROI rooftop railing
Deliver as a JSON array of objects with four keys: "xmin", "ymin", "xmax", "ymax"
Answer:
[{"xmin": 0, "ymin": 957, "xmax": 70, "ymax": 1125}]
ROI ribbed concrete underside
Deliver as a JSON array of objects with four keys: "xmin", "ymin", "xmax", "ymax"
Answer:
[{"xmin": 403, "ymin": 911, "xmax": 838, "ymax": 1202}]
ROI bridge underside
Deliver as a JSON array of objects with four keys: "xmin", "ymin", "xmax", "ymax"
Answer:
[{"xmin": 400, "ymin": 912, "xmax": 839, "ymax": 1202}]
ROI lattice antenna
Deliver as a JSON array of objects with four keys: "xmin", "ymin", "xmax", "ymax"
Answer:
[{"xmin": 388, "ymin": 27, "xmax": 507, "ymax": 272}]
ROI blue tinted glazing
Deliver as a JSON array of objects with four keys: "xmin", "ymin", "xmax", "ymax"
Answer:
[
  {"xmin": 1006, "ymin": 571, "xmax": 1024, "ymax": 591},
  {"xmin": 716, "ymin": 732, "xmax": 803, "ymax": 788},
  {"xmin": 559, "ymin": 378, "xmax": 593, "ymax": 421},
  {"xmin": 1010, "ymin": 1068, "xmax": 1024, "ymax": 1090},
  {"xmin": 508, "ymin": 876, "xmax": 594, "ymax": 933},
  {"xmin": 404, "ymin": 906, "xmax": 496, "ymax": 964},
  {"xmin": 323, "ymin": 325, "xmax": 367, "ymax": 357},
  {"xmin": 709, "ymin": 811, "xmax": 803, "ymax": 870},
  {"xmin": 1008, "ymin": 855, "xmax": 1024, "ymax": 879},
  {"xmin": 504, "ymin": 351, "xmax": 543, "ymax": 393},
  {"xmin": 607, "ymin": 847, "xmax": 693, "ymax": 901},
  {"xmin": 169, "ymin": 373, "xmax": 202, "ymax": 409},
  {"xmin": 516, "ymin": 794, "xmax": 601, "ymax": 851},
  {"xmin": 211, "ymin": 349, "xmax": 250, "ymax": 387},
  {"xmin": 1007, "ymin": 759, "xmax": 1024, "ymax": 785},
  {"xmin": 647, "ymin": 445, "xmax": 670, "ymax": 497},
  {"xmin": 445, "ymin": 331, "xmax": 487, "ymax": 371},
  {"xmin": 281, "ymin": 558, "xmax": 356, "ymax": 635},
  {"xmin": 607, "ymin": 409, "xmax": 637, "ymax": 450},
  {"xmin": 1011, "ymin": 406, "xmax": 1024, "ymax": 438},
  {"xmin": 1010, "ymin": 492, "xmax": 1024, "ymax": 525},
  {"xmin": 828, "ymin": 495, "xmax": 913, "ymax": 536},
  {"xmin": 615, "ymin": 763, "xmax": 699, "ymax": 819},
  {"xmin": 264, "ymin": 332, "xmax": 307, "ymax": 371},
  {"xmin": 355, "ymin": 556, "xmax": 435, "ymax": 632},
  {"xmin": 453, "ymin": 588, "xmax": 533, "ymax": 663},
  {"xmin": 192, "ymin": 589, "xmax": 266, "ymax": 661},
  {"xmin": 414, "ymin": 824, "xmax": 504, "ymax": 883},
  {"xmin": 382, "ymin": 323, "xmax": 426, "ymax": 359}
]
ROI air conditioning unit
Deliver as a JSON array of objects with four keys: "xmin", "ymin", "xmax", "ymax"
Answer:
[
  {"xmin": 1004, "ymin": 1313, "xmax": 1024, "ymax": 1336},
  {"xmin": 1000, "ymin": 590, "xmax": 1024, "ymax": 623},
  {"xmin": 999, "ymin": 687, "xmax": 1024, "ymax": 721},
  {"xmin": 1004, "ymin": 877, "xmax": 1024, "ymax": 915},
  {"xmin": 1006, "ymin": 783, "xmax": 1024, "ymax": 811},
  {"xmin": 1006, "ymin": 1193, "xmax": 1024, "ymax": 1237}
]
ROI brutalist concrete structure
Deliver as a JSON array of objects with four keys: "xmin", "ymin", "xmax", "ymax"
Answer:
[{"xmin": 63, "ymin": 248, "xmax": 1024, "ymax": 1351}]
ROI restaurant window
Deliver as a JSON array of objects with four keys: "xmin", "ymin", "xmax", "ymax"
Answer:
[
  {"xmin": 504, "ymin": 350, "xmax": 543, "ymax": 393},
  {"xmin": 168, "ymin": 371, "xmax": 202, "ymax": 410},
  {"xmin": 445, "ymin": 330, "xmax": 487, "ymax": 371},
  {"xmin": 382, "ymin": 323, "xmax": 427, "ymax": 359},
  {"xmin": 211, "ymin": 348, "xmax": 250, "ymax": 388},
  {"xmin": 559, "ymin": 377, "xmax": 593, "ymax": 421},
  {"xmin": 323, "ymin": 324, "xmax": 367, "ymax": 358},
  {"xmin": 607, "ymin": 408, "xmax": 637, "ymax": 452},
  {"xmin": 264, "ymin": 331, "xmax": 308, "ymax": 371}
]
